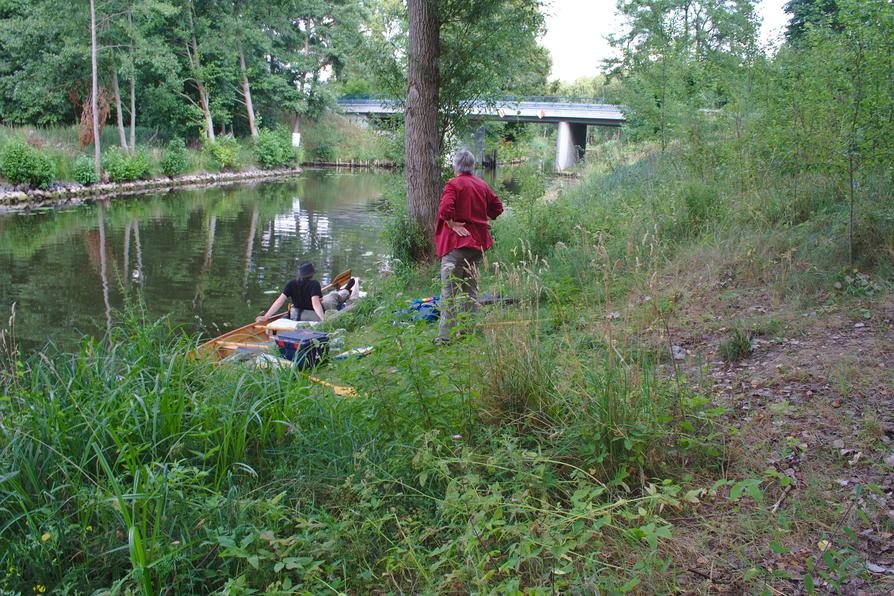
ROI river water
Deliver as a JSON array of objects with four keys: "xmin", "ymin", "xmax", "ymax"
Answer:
[
  {"xmin": 0, "ymin": 170, "xmax": 398, "ymax": 352},
  {"xmin": 0, "ymin": 167, "xmax": 533, "ymax": 353}
]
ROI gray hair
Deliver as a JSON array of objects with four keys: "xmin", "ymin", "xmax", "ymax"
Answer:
[{"xmin": 452, "ymin": 149, "xmax": 476, "ymax": 174}]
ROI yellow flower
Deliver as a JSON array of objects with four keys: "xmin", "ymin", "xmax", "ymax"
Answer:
[
  {"xmin": 40, "ymin": 533, "xmax": 51, "ymax": 542},
  {"xmin": 33, "ymin": 585, "xmax": 46, "ymax": 594}
]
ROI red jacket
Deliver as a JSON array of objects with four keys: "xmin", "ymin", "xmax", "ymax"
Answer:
[{"xmin": 435, "ymin": 173, "xmax": 504, "ymax": 258}]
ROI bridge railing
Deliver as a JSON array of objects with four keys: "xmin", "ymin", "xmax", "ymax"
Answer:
[{"xmin": 337, "ymin": 95, "xmax": 614, "ymax": 106}]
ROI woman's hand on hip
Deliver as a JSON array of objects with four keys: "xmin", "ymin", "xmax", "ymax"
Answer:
[{"xmin": 447, "ymin": 219, "xmax": 471, "ymax": 237}]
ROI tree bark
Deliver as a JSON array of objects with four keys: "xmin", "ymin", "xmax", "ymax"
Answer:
[
  {"xmin": 193, "ymin": 42, "xmax": 215, "ymax": 142},
  {"xmin": 129, "ymin": 76, "xmax": 136, "ymax": 154},
  {"xmin": 111, "ymin": 64, "xmax": 129, "ymax": 151},
  {"xmin": 239, "ymin": 48, "xmax": 258, "ymax": 138},
  {"xmin": 127, "ymin": 5, "xmax": 136, "ymax": 154},
  {"xmin": 405, "ymin": 0, "xmax": 441, "ymax": 260},
  {"xmin": 187, "ymin": 7, "xmax": 215, "ymax": 142},
  {"xmin": 90, "ymin": 0, "xmax": 101, "ymax": 177}
]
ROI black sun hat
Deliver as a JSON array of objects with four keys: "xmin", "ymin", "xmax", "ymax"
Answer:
[{"xmin": 297, "ymin": 261, "xmax": 316, "ymax": 279}]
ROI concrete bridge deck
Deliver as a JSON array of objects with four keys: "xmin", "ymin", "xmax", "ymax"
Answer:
[
  {"xmin": 337, "ymin": 97, "xmax": 625, "ymax": 127},
  {"xmin": 337, "ymin": 97, "xmax": 625, "ymax": 171}
]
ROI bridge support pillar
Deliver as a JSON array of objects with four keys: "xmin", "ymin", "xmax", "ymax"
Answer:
[
  {"xmin": 470, "ymin": 125, "xmax": 486, "ymax": 168},
  {"xmin": 555, "ymin": 122, "xmax": 587, "ymax": 171}
]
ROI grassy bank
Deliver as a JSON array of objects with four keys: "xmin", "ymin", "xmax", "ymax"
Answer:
[
  {"xmin": 0, "ymin": 113, "xmax": 399, "ymax": 190},
  {"xmin": 1, "ymin": 139, "xmax": 892, "ymax": 593}
]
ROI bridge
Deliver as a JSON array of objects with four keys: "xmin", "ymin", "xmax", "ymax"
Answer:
[{"xmin": 337, "ymin": 97, "xmax": 625, "ymax": 171}]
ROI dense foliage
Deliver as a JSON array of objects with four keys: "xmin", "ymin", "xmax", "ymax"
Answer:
[
  {"xmin": 159, "ymin": 138, "xmax": 189, "ymax": 177},
  {"xmin": 0, "ymin": 0, "xmax": 365, "ymax": 141},
  {"xmin": 608, "ymin": 0, "xmax": 893, "ymax": 263},
  {"xmin": 254, "ymin": 128, "xmax": 297, "ymax": 169},
  {"xmin": 203, "ymin": 137, "xmax": 240, "ymax": 171},
  {"xmin": 73, "ymin": 155, "xmax": 99, "ymax": 185},
  {"xmin": 103, "ymin": 148, "xmax": 151, "ymax": 182},
  {"xmin": 0, "ymin": 141, "xmax": 54, "ymax": 189}
]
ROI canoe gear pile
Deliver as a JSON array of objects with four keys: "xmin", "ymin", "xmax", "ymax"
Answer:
[{"xmin": 394, "ymin": 296, "xmax": 440, "ymax": 323}]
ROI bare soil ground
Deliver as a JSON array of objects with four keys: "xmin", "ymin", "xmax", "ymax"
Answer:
[{"xmin": 651, "ymin": 280, "xmax": 894, "ymax": 593}]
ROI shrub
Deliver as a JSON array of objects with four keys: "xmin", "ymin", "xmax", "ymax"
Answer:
[
  {"xmin": 160, "ymin": 138, "xmax": 190, "ymax": 177},
  {"xmin": 254, "ymin": 128, "xmax": 297, "ymax": 169},
  {"xmin": 0, "ymin": 140, "xmax": 54, "ymax": 188},
  {"xmin": 73, "ymin": 155, "xmax": 99, "ymax": 186},
  {"xmin": 719, "ymin": 326, "xmax": 752, "ymax": 362},
  {"xmin": 103, "ymin": 148, "xmax": 151, "ymax": 182},
  {"xmin": 203, "ymin": 137, "xmax": 240, "ymax": 171}
]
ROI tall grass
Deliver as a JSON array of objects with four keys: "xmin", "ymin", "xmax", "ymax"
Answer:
[
  {"xmin": 0, "ymin": 281, "xmax": 721, "ymax": 593},
  {"xmin": 5, "ymin": 133, "xmax": 884, "ymax": 592}
]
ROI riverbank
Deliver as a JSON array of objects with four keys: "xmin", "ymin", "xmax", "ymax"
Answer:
[
  {"xmin": 0, "ymin": 113, "xmax": 400, "ymax": 199},
  {"xmin": 0, "ymin": 166, "xmax": 304, "ymax": 210},
  {"xmin": 2, "ymin": 141, "xmax": 891, "ymax": 593}
]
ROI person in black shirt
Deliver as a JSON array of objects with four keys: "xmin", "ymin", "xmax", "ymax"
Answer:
[{"xmin": 256, "ymin": 262, "xmax": 354, "ymax": 322}]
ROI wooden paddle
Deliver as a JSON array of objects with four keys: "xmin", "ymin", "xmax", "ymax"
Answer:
[{"xmin": 322, "ymin": 269, "xmax": 352, "ymax": 292}]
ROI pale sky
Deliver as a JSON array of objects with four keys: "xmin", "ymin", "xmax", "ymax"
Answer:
[{"xmin": 541, "ymin": 0, "xmax": 789, "ymax": 81}]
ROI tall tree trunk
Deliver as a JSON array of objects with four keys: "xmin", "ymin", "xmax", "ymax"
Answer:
[
  {"xmin": 405, "ymin": 0, "xmax": 441, "ymax": 260},
  {"xmin": 239, "ymin": 48, "xmax": 258, "ymax": 138},
  {"xmin": 127, "ymin": 6, "xmax": 136, "ymax": 153},
  {"xmin": 129, "ymin": 76, "xmax": 136, "ymax": 154},
  {"xmin": 111, "ymin": 65, "xmax": 129, "ymax": 151},
  {"xmin": 192, "ymin": 38, "xmax": 215, "ymax": 142},
  {"xmin": 187, "ymin": 7, "xmax": 215, "ymax": 142},
  {"xmin": 90, "ymin": 0, "xmax": 101, "ymax": 177}
]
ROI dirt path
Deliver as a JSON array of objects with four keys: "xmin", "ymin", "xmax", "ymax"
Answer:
[{"xmin": 659, "ymin": 285, "xmax": 893, "ymax": 593}]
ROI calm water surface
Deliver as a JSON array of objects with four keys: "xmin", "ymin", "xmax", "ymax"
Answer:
[
  {"xmin": 0, "ymin": 166, "xmax": 538, "ymax": 352},
  {"xmin": 0, "ymin": 170, "xmax": 397, "ymax": 352}
]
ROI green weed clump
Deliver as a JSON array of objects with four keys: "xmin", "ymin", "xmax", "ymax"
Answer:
[
  {"xmin": 719, "ymin": 326, "xmax": 753, "ymax": 362},
  {"xmin": 160, "ymin": 138, "xmax": 189, "ymax": 177},
  {"xmin": 0, "ymin": 140, "xmax": 54, "ymax": 188},
  {"xmin": 103, "ymin": 148, "xmax": 151, "ymax": 182},
  {"xmin": 203, "ymin": 137, "xmax": 241, "ymax": 171},
  {"xmin": 254, "ymin": 127, "xmax": 297, "ymax": 169},
  {"xmin": 72, "ymin": 155, "xmax": 98, "ymax": 186}
]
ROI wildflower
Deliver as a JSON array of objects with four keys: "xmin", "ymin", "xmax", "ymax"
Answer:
[
  {"xmin": 33, "ymin": 585, "xmax": 46, "ymax": 593},
  {"xmin": 40, "ymin": 532, "xmax": 51, "ymax": 542}
]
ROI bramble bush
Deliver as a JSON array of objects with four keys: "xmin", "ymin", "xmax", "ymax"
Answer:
[
  {"xmin": 203, "ymin": 137, "xmax": 240, "ymax": 171},
  {"xmin": 160, "ymin": 138, "xmax": 189, "ymax": 177},
  {"xmin": 254, "ymin": 127, "xmax": 297, "ymax": 169},
  {"xmin": 0, "ymin": 140, "xmax": 54, "ymax": 188},
  {"xmin": 103, "ymin": 149, "xmax": 151, "ymax": 182},
  {"xmin": 73, "ymin": 155, "xmax": 98, "ymax": 186}
]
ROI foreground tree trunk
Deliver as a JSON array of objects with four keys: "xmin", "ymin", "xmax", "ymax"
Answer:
[
  {"xmin": 112, "ymin": 65, "xmax": 129, "ymax": 151},
  {"xmin": 90, "ymin": 0, "xmax": 101, "ymax": 176},
  {"xmin": 239, "ymin": 48, "xmax": 258, "ymax": 139},
  {"xmin": 405, "ymin": 0, "xmax": 441, "ymax": 260}
]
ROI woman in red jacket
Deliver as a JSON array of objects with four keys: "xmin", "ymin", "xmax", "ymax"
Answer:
[{"xmin": 435, "ymin": 149, "xmax": 503, "ymax": 342}]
